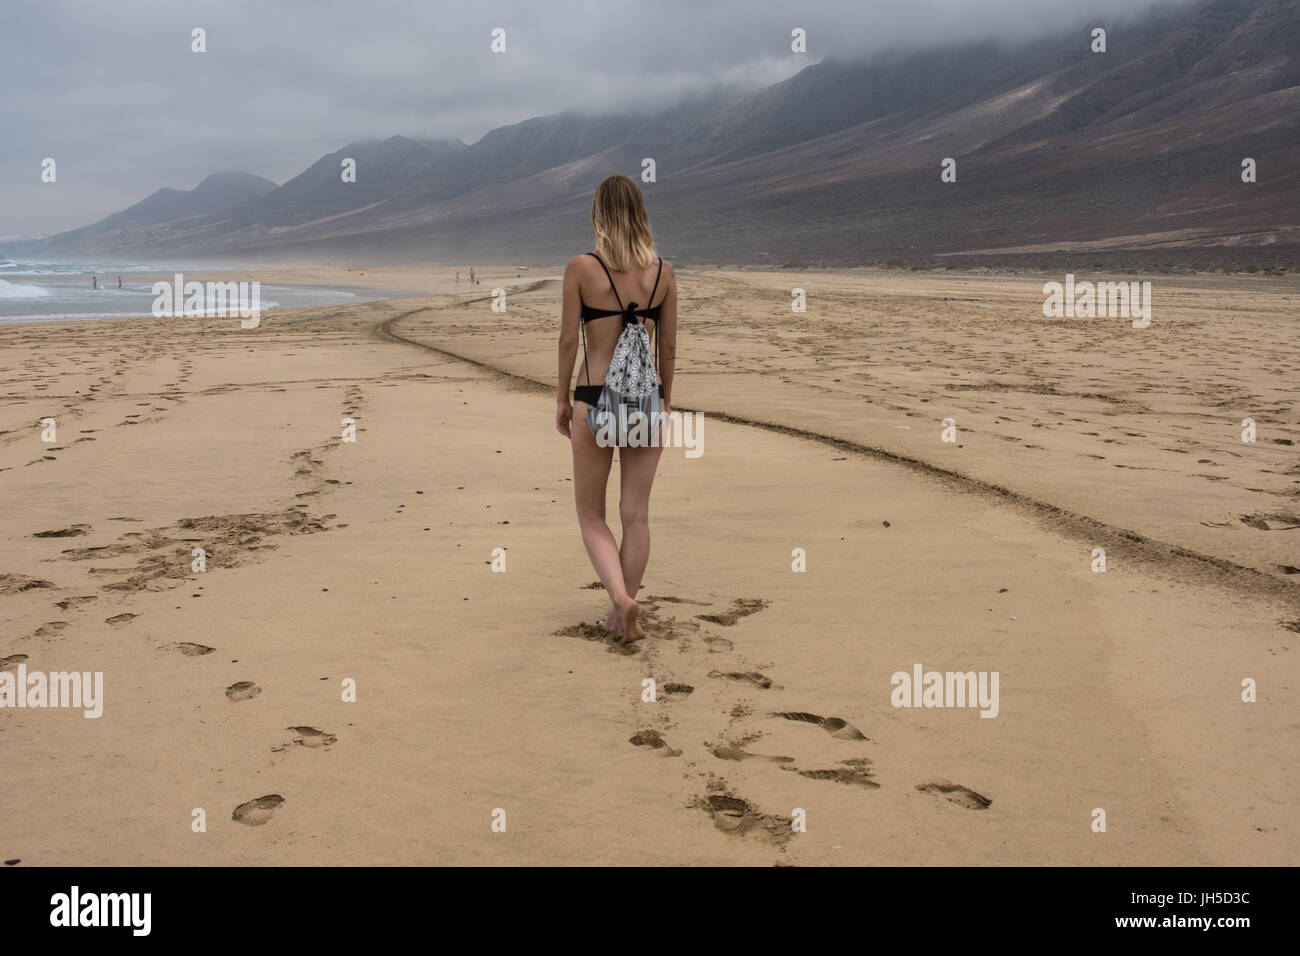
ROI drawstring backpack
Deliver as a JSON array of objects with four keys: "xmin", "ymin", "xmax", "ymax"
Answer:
[{"xmin": 580, "ymin": 253, "xmax": 663, "ymax": 447}]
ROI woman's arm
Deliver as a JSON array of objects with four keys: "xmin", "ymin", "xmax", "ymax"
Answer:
[
  {"xmin": 556, "ymin": 257, "xmax": 583, "ymax": 436},
  {"xmin": 657, "ymin": 261, "xmax": 676, "ymax": 408}
]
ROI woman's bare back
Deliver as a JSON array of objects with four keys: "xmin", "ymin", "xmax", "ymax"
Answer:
[{"xmin": 574, "ymin": 254, "xmax": 673, "ymax": 387}]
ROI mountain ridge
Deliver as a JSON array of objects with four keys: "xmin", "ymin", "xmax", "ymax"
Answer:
[{"xmin": 8, "ymin": 0, "xmax": 1296, "ymax": 264}]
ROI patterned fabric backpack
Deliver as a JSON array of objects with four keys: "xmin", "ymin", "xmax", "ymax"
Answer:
[{"xmin": 580, "ymin": 253, "xmax": 664, "ymax": 447}]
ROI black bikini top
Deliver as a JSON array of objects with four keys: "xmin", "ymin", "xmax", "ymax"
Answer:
[{"xmin": 580, "ymin": 252, "xmax": 664, "ymax": 325}]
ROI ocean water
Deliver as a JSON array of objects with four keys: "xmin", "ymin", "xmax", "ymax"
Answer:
[{"xmin": 0, "ymin": 258, "xmax": 377, "ymax": 324}]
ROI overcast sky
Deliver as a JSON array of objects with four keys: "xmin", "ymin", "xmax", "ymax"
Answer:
[{"xmin": 2, "ymin": 0, "xmax": 1194, "ymax": 238}]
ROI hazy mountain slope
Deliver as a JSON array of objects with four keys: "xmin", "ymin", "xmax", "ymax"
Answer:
[
  {"xmin": 24, "ymin": 172, "xmax": 278, "ymax": 255},
  {"xmin": 10, "ymin": 0, "xmax": 1296, "ymax": 263}
]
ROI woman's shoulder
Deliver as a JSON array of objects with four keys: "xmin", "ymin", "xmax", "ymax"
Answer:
[{"xmin": 565, "ymin": 252, "xmax": 599, "ymax": 274}]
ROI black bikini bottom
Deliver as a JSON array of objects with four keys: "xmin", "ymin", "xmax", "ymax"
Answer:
[{"xmin": 574, "ymin": 384, "xmax": 664, "ymax": 405}]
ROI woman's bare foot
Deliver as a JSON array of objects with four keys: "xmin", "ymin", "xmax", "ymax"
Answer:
[
  {"xmin": 618, "ymin": 596, "xmax": 642, "ymax": 644},
  {"xmin": 601, "ymin": 606, "xmax": 622, "ymax": 633}
]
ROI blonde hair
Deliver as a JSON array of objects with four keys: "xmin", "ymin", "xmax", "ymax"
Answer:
[{"xmin": 590, "ymin": 174, "xmax": 657, "ymax": 271}]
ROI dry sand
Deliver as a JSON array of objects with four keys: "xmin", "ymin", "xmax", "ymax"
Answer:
[{"xmin": 1, "ymin": 265, "xmax": 1296, "ymax": 866}]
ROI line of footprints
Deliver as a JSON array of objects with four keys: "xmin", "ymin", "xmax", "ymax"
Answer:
[
  {"xmin": 171, "ymin": 641, "xmax": 337, "ymax": 830},
  {"xmin": 187, "ymin": 588, "xmax": 991, "ymax": 839},
  {"xmin": 558, "ymin": 591, "xmax": 991, "ymax": 851}
]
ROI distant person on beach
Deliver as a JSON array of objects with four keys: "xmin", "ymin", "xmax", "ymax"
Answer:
[
  {"xmin": 117, "ymin": 276, "xmax": 122, "ymax": 289},
  {"xmin": 456, "ymin": 272, "xmax": 460, "ymax": 284},
  {"xmin": 92, "ymin": 276, "xmax": 97, "ymax": 289},
  {"xmin": 555, "ymin": 174, "xmax": 676, "ymax": 643},
  {"xmin": 469, "ymin": 267, "xmax": 475, "ymax": 284}
]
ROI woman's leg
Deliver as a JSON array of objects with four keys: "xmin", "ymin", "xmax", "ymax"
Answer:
[
  {"xmin": 617, "ymin": 442, "xmax": 664, "ymax": 641},
  {"xmin": 571, "ymin": 404, "xmax": 638, "ymax": 638}
]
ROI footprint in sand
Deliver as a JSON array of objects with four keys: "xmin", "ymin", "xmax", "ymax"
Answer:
[
  {"xmin": 646, "ymin": 594, "xmax": 710, "ymax": 606},
  {"xmin": 32, "ymin": 622, "xmax": 69, "ymax": 639},
  {"xmin": 232, "ymin": 794, "xmax": 285, "ymax": 826},
  {"xmin": 696, "ymin": 598, "xmax": 769, "ymax": 627},
  {"xmin": 1241, "ymin": 513, "xmax": 1300, "ymax": 531},
  {"xmin": 709, "ymin": 670, "xmax": 773, "ymax": 689},
  {"xmin": 0, "ymin": 575, "xmax": 54, "ymax": 593},
  {"xmin": 54, "ymin": 595, "xmax": 97, "ymax": 610},
  {"xmin": 105, "ymin": 613, "xmax": 137, "ymax": 627},
  {"xmin": 225, "ymin": 681, "xmax": 262, "ymax": 702},
  {"xmin": 916, "ymin": 780, "xmax": 991, "ymax": 810},
  {"xmin": 1, "ymin": 654, "xmax": 30, "ymax": 671},
  {"xmin": 164, "ymin": 642, "xmax": 215, "ymax": 656},
  {"xmin": 697, "ymin": 794, "xmax": 791, "ymax": 844},
  {"xmin": 704, "ymin": 794, "xmax": 753, "ymax": 831},
  {"xmin": 660, "ymin": 682, "xmax": 694, "ymax": 698},
  {"xmin": 287, "ymin": 726, "xmax": 336, "ymax": 748},
  {"xmin": 629, "ymin": 729, "xmax": 681, "ymax": 757},
  {"xmin": 702, "ymin": 634, "xmax": 733, "ymax": 653},
  {"xmin": 784, "ymin": 762, "xmax": 880, "ymax": 789},
  {"xmin": 33, "ymin": 525, "xmax": 92, "ymax": 538},
  {"xmin": 771, "ymin": 711, "xmax": 867, "ymax": 740},
  {"xmin": 64, "ymin": 543, "xmax": 141, "ymax": 560},
  {"xmin": 708, "ymin": 743, "xmax": 794, "ymax": 764},
  {"xmin": 553, "ymin": 622, "xmax": 639, "ymax": 656}
]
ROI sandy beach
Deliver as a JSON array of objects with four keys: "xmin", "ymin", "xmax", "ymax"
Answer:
[{"xmin": 1, "ymin": 266, "xmax": 1296, "ymax": 866}]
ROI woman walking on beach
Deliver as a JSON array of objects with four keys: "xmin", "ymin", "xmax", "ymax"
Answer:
[{"xmin": 556, "ymin": 175, "xmax": 676, "ymax": 644}]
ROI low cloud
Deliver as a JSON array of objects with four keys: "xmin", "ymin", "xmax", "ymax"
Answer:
[{"xmin": 1, "ymin": 0, "xmax": 1195, "ymax": 237}]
